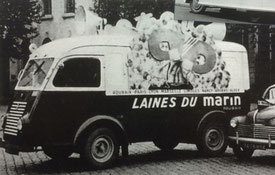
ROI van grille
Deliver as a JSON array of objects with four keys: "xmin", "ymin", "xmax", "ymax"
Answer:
[
  {"xmin": 236, "ymin": 124, "xmax": 275, "ymax": 139},
  {"xmin": 4, "ymin": 101, "xmax": 27, "ymax": 136}
]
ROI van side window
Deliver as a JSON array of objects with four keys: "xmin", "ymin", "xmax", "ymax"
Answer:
[{"xmin": 53, "ymin": 58, "xmax": 100, "ymax": 87}]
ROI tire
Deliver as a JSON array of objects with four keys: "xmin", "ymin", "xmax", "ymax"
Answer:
[
  {"xmin": 190, "ymin": 0, "xmax": 206, "ymax": 14},
  {"xmin": 196, "ymin": 121, "xmax": 227, "ymax": 156},
  {"xmin": 153, "ymin": 139, "xmax": 179, "ymax": 151},
  {"xmin": 233, "ymin": 145, "xmax": 254, "ymax": 160},
  {"xmin": 82, "ymin": 128, "xmax": 119, "ymax": 169},
  {"xmin": 43, "ymin": 146, "xmax": 73, "ymax": 160}
]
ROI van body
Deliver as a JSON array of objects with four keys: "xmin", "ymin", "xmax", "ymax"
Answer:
[
  {"xmin": 188, "ymin": 0, "xmax": 275, "ymax": 14},
  {"xmin": 0, "ymin": 34, "xmax": 250, "ymax": 168}
]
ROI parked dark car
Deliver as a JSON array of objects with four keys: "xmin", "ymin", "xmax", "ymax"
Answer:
[{"xmin": 229, "ymin": 84, "xmax": 275, "ymax": 159}]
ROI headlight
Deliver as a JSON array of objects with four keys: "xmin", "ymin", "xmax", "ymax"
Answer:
[
  {"xmin": 17, "ymin": 119, "xmax": 23, "ymax": 130},
  {"xmin": 230, "ymin": 119, "xmax": 238, "ymax": 128}
]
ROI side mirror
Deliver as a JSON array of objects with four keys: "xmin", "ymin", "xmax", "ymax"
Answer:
[
  {"xmin": 58, "ymin": 63, "xmax": 64, "ymax": 70},
  {"xmin": 29, "ymin": 43, "xmax": 38, "ymax": 53}
]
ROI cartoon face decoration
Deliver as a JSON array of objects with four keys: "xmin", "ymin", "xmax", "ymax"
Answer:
[
  {"xmin": 181, "ymin": 40, "xmax": 216, "ymax": 74},
  {"xmin": 159, "ymin": 41, "xmax": 170, "ymax": 52},
  {"xmin": 148, "ymin": 29, "xmax": 216, "ymax": 75},
  {"xmin": 126, "ymin": 12, "xmax": 230, "ymax": 91},
  {"xmin": 148, "ymin": 29, "xmax": 184, "ymax": 61}
]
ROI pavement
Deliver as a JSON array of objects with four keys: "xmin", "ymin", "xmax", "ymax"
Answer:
[{"xmin": 1, "ymin": 142, "xmax": 275, "ymax": 175}]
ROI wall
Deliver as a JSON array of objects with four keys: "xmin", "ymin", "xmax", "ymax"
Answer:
[{"xmin": 33, "ymin": 0, "xmax": 96, "ymax": 47}]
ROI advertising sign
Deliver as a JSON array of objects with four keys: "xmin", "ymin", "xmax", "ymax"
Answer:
[{"xmin": 106, "ymin": 14, "xmax": 249, "ymax": 96}]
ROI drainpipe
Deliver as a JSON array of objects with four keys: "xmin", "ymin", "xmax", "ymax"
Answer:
[{"xmin": 269, "ymin": 26, "xmax": 273, "ymax": 84}]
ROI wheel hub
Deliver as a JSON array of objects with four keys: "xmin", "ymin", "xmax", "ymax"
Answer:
[
  {"xmin": 95, "ymin": 142, "xmax": 107, "ymax": 155},
  {"xmin": 205, "ymin": 129, "xmax": 224, "ymax": 150},
  {"xmin": 92, "ymin": 136, "xmax": 114, "ymax": 163}
]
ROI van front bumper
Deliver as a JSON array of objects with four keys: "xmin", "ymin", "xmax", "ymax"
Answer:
[
  {"xmin": 0, "ymin": 134, "xmax": 35, "ymax": 155},
  {"xmin": 0, "ymin": 136, "xmax": 4, "ymax": 148},
  {"xmin": 0, "ymin": 136, "xmax": 20, "ymax": 155}
]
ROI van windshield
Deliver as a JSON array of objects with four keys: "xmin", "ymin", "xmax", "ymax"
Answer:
[{"xmin": 18, "ymin": 58, "xmax": 54, "ymax": 88}]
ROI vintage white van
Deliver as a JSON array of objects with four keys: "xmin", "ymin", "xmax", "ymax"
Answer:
[
  {"xmin": 0, "ymin": 31, "xmax": 250, "ymax": 169},
  {"xmin": 188, "ymin": 0, "xmax": 275, "ymax": 14}
]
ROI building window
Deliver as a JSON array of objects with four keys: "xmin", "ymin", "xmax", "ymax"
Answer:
[
  {"xmin": 65, "ymin": 0, "xmax": 75, "ymax": 13},
  {"xmin": 42, "ymin": 0, "xmax": 52, "ymax": 15}
]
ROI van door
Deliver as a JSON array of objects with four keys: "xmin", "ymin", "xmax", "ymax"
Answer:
[{"xmin": 35, "ymin": 56, "xmax": 104, "ymax": 144}]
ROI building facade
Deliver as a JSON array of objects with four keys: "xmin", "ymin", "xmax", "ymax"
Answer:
[
  {"xmin": 225, "ymin": 25, "xmax": 275, "ymax": 100},
  {"xmin": 9, "ymin": 0, "xmax": 98, "ymax": 92},
  {"xmin": 33, "ymin": 0, "xmax": 96, "ymax": 47}
]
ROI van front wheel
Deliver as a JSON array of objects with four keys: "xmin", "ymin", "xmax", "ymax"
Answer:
[
  {"xmin": 82, "ymin": 128, "xmax": 119, "ymax": 169},
  {"xmin": 196, "ymin": 121, "xmax": 227, "ymax": 156}
]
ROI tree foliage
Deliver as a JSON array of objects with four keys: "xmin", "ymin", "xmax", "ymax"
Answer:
[
  {"xmin": 0, "ymin": 0, "xmax": 41, "ymax": 60},
  {"xmin": 94, "ymin": 0, "xmax": 174, "ymax": 25},
  {"xmin": 0, "ymin": 0, "xmax": 41, "ymax": 104}
]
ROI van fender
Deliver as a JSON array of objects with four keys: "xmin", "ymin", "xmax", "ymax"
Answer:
[
  {"xmin": 196, "ymin": 110, "xmax": 226, "ymax": 133},
  {"xmin": 73, "ymin": 115, "xmax": 127, "ymax": 145}
]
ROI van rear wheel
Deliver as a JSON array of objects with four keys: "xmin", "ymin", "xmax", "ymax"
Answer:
[
  {"xmin": 196, "ymin": 121, "xmax": 227, "ymax": 156},
  {"xmin": 43, "ymin": 146, "xmax": 73, "ymax": 160},
  {"xmin": 82, "ymin": 128, "xmax": 119, "ymax": 169}
]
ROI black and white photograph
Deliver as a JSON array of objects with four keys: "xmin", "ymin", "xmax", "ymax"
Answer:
[
  {"xmin": 174, "ymin": 0, "xmax": 275, "ymax": 24},
  {"xmin": 1, "ymin": 0, "xmax": 275, "ymax": 175}
]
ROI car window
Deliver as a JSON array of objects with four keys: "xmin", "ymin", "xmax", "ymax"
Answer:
[{"xmin": 53, "ymin": 57, "xmax": 100, "ymax": 87}]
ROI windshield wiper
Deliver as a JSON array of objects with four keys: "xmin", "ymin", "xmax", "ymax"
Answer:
[
  {"xmin": 25, "ymin": 62, "xmax": 34, "ymax": 71},
  {"xmin": 21, "ymin": 75, "xmax": 33, "ymax": 86},
  {"xmin": 34, "ymin": 61, "xmax": 45, "ymax": 75}
]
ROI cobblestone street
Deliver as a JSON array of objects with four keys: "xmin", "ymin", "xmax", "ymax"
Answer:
[{"xmin": 1, "ymin": 142, "xmax": 275, "ymax": 175}]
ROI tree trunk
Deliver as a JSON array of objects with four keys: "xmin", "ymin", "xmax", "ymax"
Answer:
[{"xmin": 0, "ymin": 51, "xmax": 10, "ymax": 105}]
